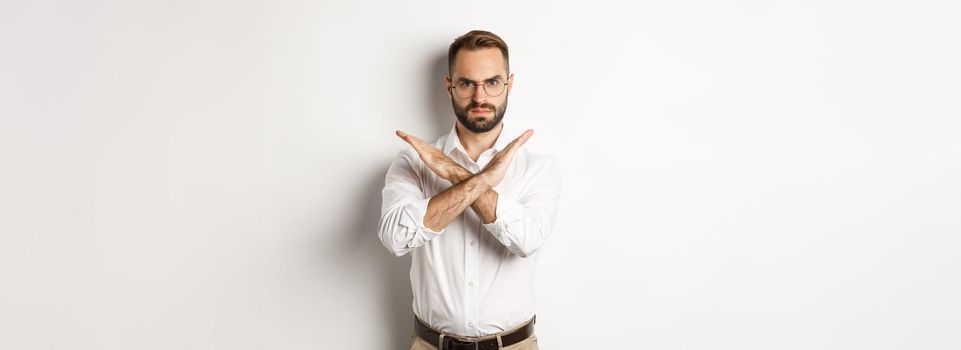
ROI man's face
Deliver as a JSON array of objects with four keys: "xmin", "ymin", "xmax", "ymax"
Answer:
[{"xmin": 446, "ymin": 48, "xmax": 514, "ymax": 134}]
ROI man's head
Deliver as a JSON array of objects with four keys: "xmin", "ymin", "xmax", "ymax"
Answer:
[{"xmin": 445, "ymin": 30, "xmax": 513, "ymax": 134}]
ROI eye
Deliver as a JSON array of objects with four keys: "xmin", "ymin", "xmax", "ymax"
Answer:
[
  {"xmin": 457, "ymin": 81, "xmax": 474, "ymax": 89},
  {"xmin": 486, "ymin": 80, "xmax": 501, "ymax": 87}
]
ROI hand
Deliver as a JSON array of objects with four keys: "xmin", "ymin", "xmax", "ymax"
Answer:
[
  {"xmin": 480, "ymin": 129, "xmax": 533, "ymax": 188},
  {"xmin": 396, "ymin": 130, "xmax": 464, "ymax": 182}
]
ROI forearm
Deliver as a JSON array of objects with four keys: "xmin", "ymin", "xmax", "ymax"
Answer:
[
  {"xmin": 448, "ymin": 167, "xmax": 499, "ymax": 224},
  {"xmin": 424, "ymin": 172, "xmax": 493, "ymax": 232}
]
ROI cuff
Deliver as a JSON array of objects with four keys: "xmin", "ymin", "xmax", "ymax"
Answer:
[
  {"xmin": 403, "ymin": 197, "xmax": 445, "ymax": 239},
  {"xmin": 481, "ymin": 192, "xmax": 525, "ymax": 235}
]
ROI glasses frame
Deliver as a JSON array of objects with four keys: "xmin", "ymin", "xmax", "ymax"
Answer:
[{"xmin": 449, "ymin": 78, "xmax": 509, "ymax": 99}]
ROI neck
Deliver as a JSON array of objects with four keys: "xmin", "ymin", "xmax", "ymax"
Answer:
[{"xmin": 455, "ymin": 121, "xmax": 503, "ymax": 161}]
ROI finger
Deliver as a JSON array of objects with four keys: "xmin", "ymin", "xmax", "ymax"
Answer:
[
  {"xmin": 395, "ymin": 130, "xmax": 412, "ymax": 144},
  {"xmin": 504, "ymin": 129, "xmax": 534, "ymax": 153},
  {"xmin": 409, "ymin": 134, "xmax": 428, "ymax": 146},
  {"xmin": 396, "ymin": 130, "xmax": 426, "ymax": 149}
]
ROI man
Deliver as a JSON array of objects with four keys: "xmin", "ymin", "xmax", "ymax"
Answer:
[{"xmin": 378, "ymin": 30, "xmax": 561, "ymax": 350}]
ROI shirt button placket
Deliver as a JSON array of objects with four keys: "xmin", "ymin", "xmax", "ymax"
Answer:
[{"xmin": 464, "ymin": 172, "xmax": 480, "ymax": 336}]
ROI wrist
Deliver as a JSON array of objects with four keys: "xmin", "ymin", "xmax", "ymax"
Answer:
[
  {"xmin": 473, "ymin": 171, "xmax": 495, "ymax": 190},
  {"xmin": 447, "ymin": 166, "xmax": 472, "ymax": 184}
]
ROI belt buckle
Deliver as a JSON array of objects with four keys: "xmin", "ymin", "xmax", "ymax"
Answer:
[{"xmin": 443, "ymin": 337, "xmax": 479, "ymax": 350}]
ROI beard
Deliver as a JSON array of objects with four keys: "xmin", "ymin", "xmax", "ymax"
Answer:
[{"xmin": 452, "ymin": 98, "xmax": 507, "ymax": 133}]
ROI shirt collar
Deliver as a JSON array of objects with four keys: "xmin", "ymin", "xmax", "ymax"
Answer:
[{"xmin": 443, "ymin": 122, "xmax": 513, "ymax": 156}]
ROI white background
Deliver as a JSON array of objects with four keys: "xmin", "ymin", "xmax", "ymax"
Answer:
[{"xmin": 2, "ymin": 0, "xmax": 959, "ymax": 349}]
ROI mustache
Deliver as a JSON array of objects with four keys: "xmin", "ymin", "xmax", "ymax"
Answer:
[{"xmin": 467, "ymin": 102, "xmax": 497, "ymax": 111}]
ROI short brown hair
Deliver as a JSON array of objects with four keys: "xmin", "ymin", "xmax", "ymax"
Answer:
[{"xmin": 447, "ymin": 30, "xmax": 510, "ymax": 75}]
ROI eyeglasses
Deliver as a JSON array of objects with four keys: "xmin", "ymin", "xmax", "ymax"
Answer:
[{"xmin": 450, "ymin": 78, "xmax": 508, "ymax": 99}]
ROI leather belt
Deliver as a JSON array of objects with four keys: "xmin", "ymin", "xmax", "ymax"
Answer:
[{"xmin": 414, "ymin": 315, "xmax": 535, "ymax": 350}]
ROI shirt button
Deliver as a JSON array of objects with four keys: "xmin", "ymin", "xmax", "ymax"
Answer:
[
  {"xmin": 468, "ymin": 281, "xmax": 474, "ymax": 287},
  {"xmin": 468, "ymin": 322, "xmax": 474, "ymax": 328},
  {"xmin": 470, "ymin": 241, "xmax": 476, "ymax": 246}
]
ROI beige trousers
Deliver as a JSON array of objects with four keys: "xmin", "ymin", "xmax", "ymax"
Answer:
[{"xmin": 408, "ymin": 318, "xmax": 539, "ymax": 350}]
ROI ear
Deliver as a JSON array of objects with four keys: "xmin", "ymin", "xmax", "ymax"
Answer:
[
  {"xmin": 507, "ymin": 73, "xmax": 515, "ymax": 95},
  {"xmin": 444, "ymin": 75, "xmax": 453, "ymax": 98}
]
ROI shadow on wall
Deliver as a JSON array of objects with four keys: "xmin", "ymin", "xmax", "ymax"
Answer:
[
  {"xmin": 345, "ymin": 165, "xmax": 414, "ymax": 348},
  {"xmin": 427, "ymin": 50, "xmax": 453, "ymax": 138},
  {"xmin": 342, "ymin": 49, "xmax": 451, "ymax": 348}
]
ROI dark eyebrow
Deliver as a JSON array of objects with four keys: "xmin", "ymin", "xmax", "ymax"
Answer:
[{"xmin": 456, "ymin": 75, "xmax": 505, "ymax": 83}]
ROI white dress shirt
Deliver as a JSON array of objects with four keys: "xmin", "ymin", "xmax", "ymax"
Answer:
[{"xmin": 378, "ymin": 122, "xmax": 562, "ymax": 337}]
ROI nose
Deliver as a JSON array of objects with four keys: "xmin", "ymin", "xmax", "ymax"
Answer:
[{"xmin": 471, "ymin": 85, "xmax": 488, "ymax": 104}]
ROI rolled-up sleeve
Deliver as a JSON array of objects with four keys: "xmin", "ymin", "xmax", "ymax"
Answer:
[
  {"xmin": 378, "ymin": 149, "xmax": 445, "ymax": 257},
  {"xmin": 482, "ymin": 156, "xmax": 562, "ymax": 258}
]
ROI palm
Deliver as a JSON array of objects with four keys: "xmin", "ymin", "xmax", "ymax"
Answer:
[
  {"xmin": 420, "ymin": 149, "xmax": 453, "ymax": 179},
  {"xmin": 396, "ymin": 130, "xmax": 457, "ymax": 180},
  {"xmin": 481, "ymin": 129, "xmax": 533, "ymax": 187},
  {"xmin": 396, "ymin": 129, "xmax": 533, "ymax": 187}
]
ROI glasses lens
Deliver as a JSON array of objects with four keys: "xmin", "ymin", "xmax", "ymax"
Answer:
[
  {"xmin": 453, "ymin": 80, "xmax": 506, "ymax": 98},
  {"xmin": 486, "ymin": 80, "xmax": 505, "ymax": 97},
  {"xmin": 454, "ymin": 82, "xmax": 474, "ymax": 99}
]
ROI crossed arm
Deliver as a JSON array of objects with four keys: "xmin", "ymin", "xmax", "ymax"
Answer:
[
  {"xmin": 395, "ymin": 129, "xmax": 532, "ymax": 232},
  {"xmin": 379, "ymin": 128, "xmax": 560, "ymax": 258}
]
